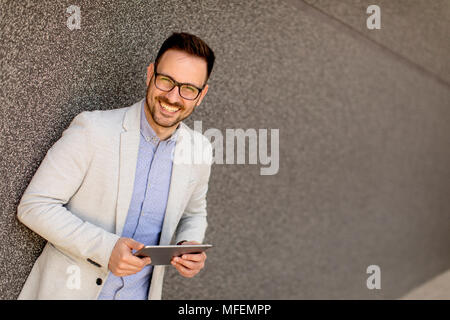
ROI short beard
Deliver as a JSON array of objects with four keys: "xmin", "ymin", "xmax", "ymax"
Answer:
[{"xmin": 145, "ymin": 84, "xmax": 195, "ymax": 128}]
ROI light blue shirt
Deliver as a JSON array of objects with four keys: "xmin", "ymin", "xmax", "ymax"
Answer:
[{"xmin": 98, "ymin": 100, "xmax": 179, "ymax": 300}]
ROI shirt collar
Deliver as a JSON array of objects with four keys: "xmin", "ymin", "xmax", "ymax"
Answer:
[{"xmin": 140, "ymin": 100, "xmax": 180, "ymax": 144}]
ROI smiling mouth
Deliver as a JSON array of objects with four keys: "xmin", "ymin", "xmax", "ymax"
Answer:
[{"xmin": 159, "ymin": 101, "xmax": 181, "ymax": 114}]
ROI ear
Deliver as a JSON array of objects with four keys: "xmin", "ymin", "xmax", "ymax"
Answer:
[
  {"xmin": 146, "ymin": 62, "xmax": 155, "ymax": 86},
  {"xmin": 195, "ymin": 84, "xmax": 209, "ymax": 107}
]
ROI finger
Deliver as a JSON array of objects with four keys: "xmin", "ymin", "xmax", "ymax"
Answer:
[
  {"xmin": 181, "ymin": 253, "xmax": 204, "ymax": 262},
  {"xmin": 182, "ymin": 241, "xmax": 201, "ymax": 245},
  {"xmin": 125, "ymin": 254, "xmax": 150, "ymax": 268},
  {"xmin": 115, "ymin": 268, "xmax": 137, "ymax": 277},
  {"xmin": 134, "ymin": 256, "xmax": 152, "ymax": 266},
  {"xmin": 124, "ymin": 238, "xmax": 145, "ymax": 251},
  {"xmin": 143, "ymin": 257, "xmax": 152, "ymax": 265},
  {"xmin": 174, "ymin": 257, "xmax": 200, "ymax": 270},
  {"xmin": 115, "ymin": 264, "xmax": 141, "ymax": 275},
  {"xmin": 172, "ymin": 261, "xmax": 196, "ymax": 277},
  {"xmin": 117, "ymin": 268, "xmax": 139, "ymax": 277},
  {"xmin": 119, "ymin": 258, "xmax": 151, "ymax": 274}
]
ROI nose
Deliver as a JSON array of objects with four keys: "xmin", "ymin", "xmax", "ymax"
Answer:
[{"xmin": 164, "ymin": 86, "xmax": 183, "ymax": 105}]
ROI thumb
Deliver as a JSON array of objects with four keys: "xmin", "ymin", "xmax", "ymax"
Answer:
[
  {"xmin": 182, "ymin": 241, "xmax": 201, "ymax": 245},
  {"xmin": 124, "ymin": 238, "xmax": 144, "ymax": 251}
]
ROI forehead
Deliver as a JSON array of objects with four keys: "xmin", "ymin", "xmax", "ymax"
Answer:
[{"xmin": 156, "ymin": 49, "xmax": 207, "ymax": 87}]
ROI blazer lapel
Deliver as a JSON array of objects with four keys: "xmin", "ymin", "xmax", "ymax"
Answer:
[{"xmin": 115, "ymin": 101, "xmax": 141, "ymax": 235}]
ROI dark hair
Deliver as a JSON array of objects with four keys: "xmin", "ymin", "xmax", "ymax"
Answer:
[{"xmin": 155, "ymin": 32, "xmax": 215, "ymax": 83}]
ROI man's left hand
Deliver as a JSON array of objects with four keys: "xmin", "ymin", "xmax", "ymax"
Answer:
[{"xmin": 171, "ymin": 241, "xmax": 207, "ymax": 278}]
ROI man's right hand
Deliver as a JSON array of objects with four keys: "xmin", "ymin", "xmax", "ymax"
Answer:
[{"xmin": 108, "ymin": 237, "xmax": 151, "ymax": 277}]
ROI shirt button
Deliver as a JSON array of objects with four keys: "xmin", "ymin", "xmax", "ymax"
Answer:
[{"xmin": 96, "ymin": 278, "xmax": 102, "ymax": 285}]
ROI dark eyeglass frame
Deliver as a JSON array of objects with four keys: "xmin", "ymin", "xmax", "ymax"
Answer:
[{"xmin": 153, "ymin": 65, "xmax": 205, "ymax": 100}]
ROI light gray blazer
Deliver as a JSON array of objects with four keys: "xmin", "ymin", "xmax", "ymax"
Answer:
[{"xmin": 17, "ymin": 99, "xmax": 212, "ymax": 300}]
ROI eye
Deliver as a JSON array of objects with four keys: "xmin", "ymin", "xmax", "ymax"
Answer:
[
  {"xmin": 160, "ymin": 76, "xmax": 173, "ymax": 83},
  {"xmin": 184, "ymin": 86, "xmax": 197, "ymax": 92}
]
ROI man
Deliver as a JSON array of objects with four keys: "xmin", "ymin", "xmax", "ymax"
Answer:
[{"xmin": 17, "ymin": 32, "xmax": 215, "ymax": 300}]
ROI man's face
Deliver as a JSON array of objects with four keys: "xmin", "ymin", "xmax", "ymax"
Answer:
[{"xmin": 145, "ymin": 49, "xmax": 209, "ymax": 129}]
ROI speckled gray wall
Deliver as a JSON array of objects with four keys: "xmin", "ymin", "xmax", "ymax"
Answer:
[{"xmin": 1, "ymin": 0, "xmax": 450, "ymax": 299}]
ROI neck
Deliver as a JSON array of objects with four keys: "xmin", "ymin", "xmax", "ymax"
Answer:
[{"xmin": 144, "ymin": 101, "xmax": 178, "ymax": 140}]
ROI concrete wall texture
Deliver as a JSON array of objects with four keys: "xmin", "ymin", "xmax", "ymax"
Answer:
[{"xmin": 1, "ymin": 0, "xmax": 449, "ymax": 299}]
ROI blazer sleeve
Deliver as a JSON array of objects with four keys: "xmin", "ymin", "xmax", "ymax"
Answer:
[
  {"xmin": 174, "ymin": 140, "xmax": 213, "ymax": 244},
  {"xmin": 17, "ymin": 111, "xmax": 120, "ymax": 272}
]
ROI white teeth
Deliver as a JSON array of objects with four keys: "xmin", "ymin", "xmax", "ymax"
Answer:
[{"xmin": 161, "ymin": 103, "xmax": 179, "ymax": 113}]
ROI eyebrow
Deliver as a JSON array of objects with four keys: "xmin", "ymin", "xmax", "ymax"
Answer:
[{"xmin": 157, "ymin": 71, "xmax": 204, "ymax": 89}]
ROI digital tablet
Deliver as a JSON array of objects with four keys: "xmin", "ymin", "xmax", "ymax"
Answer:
[{"xmin": 133, "ymin": 244, "xmax": 213, "ymax": 265}]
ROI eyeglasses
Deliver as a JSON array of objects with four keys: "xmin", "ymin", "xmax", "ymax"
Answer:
[{"xmin": 153, "ymin": 65, "xmax": 204, "ymax": 100}]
